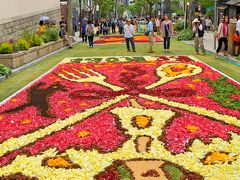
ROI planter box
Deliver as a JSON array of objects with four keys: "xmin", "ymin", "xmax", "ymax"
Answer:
[{"xmin": 0, "ymin": 39, "xmax": 67, "ymax": 69}]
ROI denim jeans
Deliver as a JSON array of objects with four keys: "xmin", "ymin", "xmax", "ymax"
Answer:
[
  {"xmin": 125, "ymin": 37, "xmax": 135, "ymax": 51},
  {"xmin": 88, "ymin": 36, "xmax": 94, "ymax": 47},
  {"xmin": 164, "ymin": 37, "xmax": 171, "ymax": 49}
]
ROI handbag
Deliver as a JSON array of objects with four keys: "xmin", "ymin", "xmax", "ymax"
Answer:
[{"xmin": 144, "ymin": 31, "xmax": 150, "ymax": 36}]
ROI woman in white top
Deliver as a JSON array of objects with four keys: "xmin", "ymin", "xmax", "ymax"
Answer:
[
  {"xmin": 205, "ymin": 16, "xmax": 212, "ymax": 32},
  {"xmin": 124, "ymin": 19, "xmax": 136, "ymax": 52},
  {"xmin": 156, "ymin": 16, "xmax": 161, "ymax": 35}
]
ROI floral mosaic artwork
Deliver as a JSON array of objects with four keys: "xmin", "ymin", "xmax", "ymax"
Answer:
[
  {"xmin": 94, "ymin": 34, "xmax": 162, "ymax": 44},
  {"xmin": 0, "ymin": 56, "xmax": 240, "ymax": 179}
]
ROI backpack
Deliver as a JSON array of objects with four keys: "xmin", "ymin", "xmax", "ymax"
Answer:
[{"xmin": 87, "ymin": 25, "xmax": 94, "ymax": 36}]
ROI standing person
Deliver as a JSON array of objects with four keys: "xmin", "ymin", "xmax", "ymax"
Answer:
[
  {"xmin": 94, "ymin": 20, "xmax": 100, "ymax": 36},
  {"xmin": 234, "ymin": 14, "xmax": 240, "ymax": 56},
  {"xmin": 112, "ymin": 19, "xmax": 116, "ymax": 34},
  {"xmin": 118, "ymin": 19, "xmax": 123, "ymax": 34},
  {"xmin": 86, "ymin": 20, "xmax": 95, "ymax": 48},
  {"xmin": 161, "ymin": 15, "xmax": 173, "ymax": 53},
  {"xmin": 102, "ymin": 19, "xmax": 108, "ymax": 35},
  {"xmin": 216, "ymin": 16, "xmax": 229, "ymax": 58},
  {"xmin": 81, "ymin": 20, "xmax": 87, "ymax": 43},
  {"xmin": 156, "ymin": 16, "xmax": 161, "ymax": 35},
  {"xmin": 124, "ymin": 19, "xmax": 136, "ymax": 52},
  {"xmin": 192, "ymin": 18, "xmax": 205, "ymax": 55},
  {"xmin": 147, "ymin": 17, "xmax": 155, "ymax": 53},
  {"xmin": 60, "ymin": 23, "xmax": 72, "ymax": 49},
  {"xmin": 205, "ymin": 16, "xmax": 212, "ymax": 32}
]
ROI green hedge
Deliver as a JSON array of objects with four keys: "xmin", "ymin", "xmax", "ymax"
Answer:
[{"xmin": 177, "ymin": 28, "xmax": 194, "ymax": 41}]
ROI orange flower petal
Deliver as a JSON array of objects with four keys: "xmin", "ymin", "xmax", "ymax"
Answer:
[{"xmin": 77, "ymin": 130, "xmax": 90, "ymax": 138}]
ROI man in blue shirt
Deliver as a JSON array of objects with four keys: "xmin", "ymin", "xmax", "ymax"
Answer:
[
  {"xmin": 147, "ymin": 17, "xmax": 154, "ymax": 53},
  {"xmin": 81, "ymin": 20, "xmax": 87, "ymax": 42}
]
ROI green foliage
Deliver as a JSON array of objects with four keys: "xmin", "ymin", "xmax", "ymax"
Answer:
[
  {"xmin": 171, "ymin": 0, "xmax": 184, "ymax": 15},
  {"xmin": 204, "ymin": 76, "xmax": 240, "ymax": 110},
  {"xmin": 101, "ymin": 0, "xmax": 115, "ymax": 18},
  {"xmin": 117, "ymin": 165, "xmax": 131, "ymax": 179},
  {"xmin": 0, "ymin": 43, "xmax": 13, "ymax": 54},
  {"xmin": 177, "ymin": 28, "xmax": 194, "ymax": 41},
  {"xmin": 32, "ymin": 34, "xmax": 43, "ymax": 46},
  {"xmin": 17, "ymin": 39, "xmax": 30, "ymax": 51},
  {"xmin": 0, "ymin": 64, "xmax": 12, "ymax": 77},
  {"xmin": 198, "ymin": 0, "xmax": 214, "ymax": 9},
  {"xmin": 174, "ymin": 22, "xmax": 184, "ymax": 31},
  {"xmin": 163, "ymin": 164, "xmax": 184, "ymax": 180},
  {"xmin": 118, "ymin": 4, "xmax": 125, "ymax": 16},
  {"xmin": 45, "ymin": 27, "xmax": 59, "ymax": 42},
  {"xmin": 23, "ymin": 30, "xmax": 33, "ymax": 47},
  {"xmin": 42, "ymin": 34, "xmax": 51, "ymax": 43}
]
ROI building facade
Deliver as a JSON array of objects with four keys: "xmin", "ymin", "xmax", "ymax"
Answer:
[{"xmin": 0, "ymin": 0, "xmax": 61, "ymax": 43}]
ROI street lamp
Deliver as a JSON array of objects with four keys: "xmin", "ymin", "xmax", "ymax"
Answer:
[{"xmin": 214, "ymin": 0, "xmax": 218, "ymax": 49}]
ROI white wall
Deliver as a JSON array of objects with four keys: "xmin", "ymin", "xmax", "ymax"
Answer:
[{"xmin": 0, "ymin": 0, "xmax": 60, "ymax": 22}]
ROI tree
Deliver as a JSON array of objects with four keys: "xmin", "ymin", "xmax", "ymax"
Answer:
[
  {"xmin": 198, "ymin": 0, "xmax": 214, "ymax": 9},
  {"xmin": 146, "ymin": 0, "xmax": 158, "ymax": 16},
  {"xmin": 101, "ymin": 0, "xmax": 115, "ymax": 18},
  {"xmin": 95, "ymin": 0, "xmax": 103, "ymax": 18},
  {"xmin": 67, "ymin": 0, "xmax": 73, "ymax": 35}
]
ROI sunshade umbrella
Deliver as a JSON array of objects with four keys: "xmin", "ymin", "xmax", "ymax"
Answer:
[{"xmin": 39, "ymin": 16, "xmax": 49, "ymax": 21}]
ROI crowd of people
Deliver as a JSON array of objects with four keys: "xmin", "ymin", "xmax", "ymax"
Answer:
[
  {"xmin": 37, "ymin": 14, "xmax": 240, "ymax": 58},
  {"xmin": 77, "ymin": 16, "xmax": 174, "ymax": 53}
]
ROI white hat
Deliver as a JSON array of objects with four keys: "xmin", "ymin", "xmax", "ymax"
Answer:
[{"xmin": 192, "ymin": 18, "xmax": 200, "ymax": 23}]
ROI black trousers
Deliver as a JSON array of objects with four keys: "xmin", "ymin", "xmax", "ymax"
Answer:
[
  {"xmin": 112, "ymin": 26, "xmax": 116, "ymax": 33},
  {"xmin": 125, "ymin": 37, "xmax": 135, "ymax": 51},
  {"xmin": 216, "ymin": 37, "xmax": 228, "ymax": 53},
  {"xmin": 81, "ymin": 33, "xmax": 87, "ymax": 42},
  {"xmin": 119, "ymin": 27, "xmax": 123, "ymax": 34},
  {"xmin": 88, "ymin": 36, "xmax": 94, "ymax": 47},
  {"xmin": 103, "ymin": 29, "xmax": 108, "ymax": 35},
  {"xmin": 164, "ymin": 37, "xmax": 171, "ymax": 49}
]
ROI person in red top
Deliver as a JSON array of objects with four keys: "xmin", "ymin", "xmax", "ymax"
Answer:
[{"xmin": 216, "ymin": 16, "xmax": 229, "ymax": 58}]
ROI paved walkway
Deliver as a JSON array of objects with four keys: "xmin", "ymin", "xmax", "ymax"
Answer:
[{"xmin": 182, "ymin": 31, "xmax": 240, "ymax": 66}]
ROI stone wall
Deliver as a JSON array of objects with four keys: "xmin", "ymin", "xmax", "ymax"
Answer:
[{"xmin": 0, "ymin": 8, "xmax": 61, "ymax": 43}]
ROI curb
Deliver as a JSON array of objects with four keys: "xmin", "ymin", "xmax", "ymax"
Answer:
[
  {"xmin": 0, "ymin": 39, "xmax": 80, "ymax": 82},
  {"xmin": 182, "ymin": 41, "xmax": 240, "ymax": 66}
]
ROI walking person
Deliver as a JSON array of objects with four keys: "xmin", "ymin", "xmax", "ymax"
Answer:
[
  {"xmin": 161, "ymin": 15, "xmax": 173, "ymax": 53},
  {"xmin": 216, "ymin": 16, "xmax": 229, "ymax": 58},
  {"xmin": 86, "ymin": 20, "xmax": 95, "ymax": 48},
  {"xmin": 147, "ymin": 17, "xmax": 155, "ymax": 53},
  {"xmin": 60, "ymin": 23, "xmax": 72, "ymax": 48},
  {"xmin": 205, "ymin": 16, "xmax": 212, "ymax": 32},
  {"xmin": 81, "ymin": 20, "xmax": 87, "ymax": 42},
  {"xmin": 192, "ymin": 18, "xmax": 205, "ymax": 55},
  {"xmin": 124, "ymin": 19, "xmax": 136, "ymax": 52}
]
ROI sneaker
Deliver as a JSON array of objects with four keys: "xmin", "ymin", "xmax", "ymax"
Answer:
[
  {"xmin": 148, "ymin": 51, "xmax": 153, "ymax": 53},
  {"xmin": 133, "ymin": 50, "xmax": 136, "ymax": 52}
]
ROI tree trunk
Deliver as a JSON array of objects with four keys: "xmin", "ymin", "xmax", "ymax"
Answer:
[
  {"xmin": 67, "ymin": 0, "xmax": 73, "ymax": 35},
  {"xmin": 99, "ymin": 4, "xmax": 102, "ymax": 19},
  {"xmin": 189, "ymin": 0, "xmax": 197, "ymax": 25},
  {"xmin": 165, "ymin": 0, "xmax": 171, "ymax": 15},
  {"xmin": 149, "ymin": 4, "xmax": 153, "ymax": 16}
]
